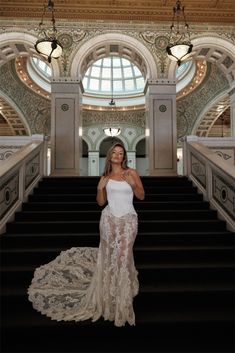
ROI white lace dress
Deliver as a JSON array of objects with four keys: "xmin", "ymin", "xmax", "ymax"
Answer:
[{"xmin": 27, "ymin": 179, "xmax": 139, "ymax": 327}]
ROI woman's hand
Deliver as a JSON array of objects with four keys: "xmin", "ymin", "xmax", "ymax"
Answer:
[
  {"xmin": 121, "ymin": 170, "xmax": 136, "ymax": 188},
  {"xmin": 97, "ymin": 176, "xmax": 109, "ymax": 191},
  {"xmin": 122, "ymin": 169, "xmax": 145, "ymax": 200},
  {"xmin": 96, "ymin": 176, "xmax": 109, "ymax": 206}
]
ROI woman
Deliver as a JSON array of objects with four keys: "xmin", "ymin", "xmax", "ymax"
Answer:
[{"xmin": 28, "ymin": 143, "xmax": 145, "ymax": 327}]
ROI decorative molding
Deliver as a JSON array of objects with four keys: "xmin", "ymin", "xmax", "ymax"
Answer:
[
  {"xmin": 51, "ymin": 77, "xmax": 82, "ymax": 83},
  {"xmin": 0, "ymin": 145, "xmax": 23, "ymax": 149},
  {"xmin": 1, "ymin": 1, "xmax": 235, "ymax": 24},
  {"xmin": 0, "ymin": 172, "xmax": 19, "ymax": 220},
  {"xmin": 0, "ymin": 146, "xmax": 21, "ymax": 161},
  {"xmin": 0, "ymin": 20, "xmax": 234, "ymax": 141},
  {"xmin": 177, "ymin": 60, "xmax": 207, "ymax": 100},
  {"xmin": 191, "ymin": 153, "xmax": 206, "ymax": 187},
  {"xmin": 211, "ymin": 147, "xmax": 235, "ymax": 166},
  {"xmin": 82, "ymin": 109, "xmax": 145, "ymax": 128},
  {"xmin": 25, "ymin": 153, "xmax": 40, "ymax": 190},
  {"xmin": 0, "ymin": 61, "xmax": 51, "ymax": 136},
  {"xmin": 148, "ymin": 79, "xmax": 176, "ymax": 85},
  {"xmin": 213, "ymin": 173, "xmax": 235, "ymax": 221},
  {"xmin": 177, "ymin": 63, "xmax": 230, "ymax": 139}
]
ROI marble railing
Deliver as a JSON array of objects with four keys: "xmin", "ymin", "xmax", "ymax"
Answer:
[
  {"xmin": 0, "ymin": 135, "xmax": 47, "ymax": 234},
  {"xmin": 0, "ymin": 135, "xmax": 45, "ymax": 162},
  {"xmin": 183, "ymin": 136, "xmax": 235, "ymax": 232}
]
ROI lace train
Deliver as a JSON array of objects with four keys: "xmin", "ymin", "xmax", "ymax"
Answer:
[{"xmin": 28, "ymin": 207, "xmax": 139, "ymax": 327}]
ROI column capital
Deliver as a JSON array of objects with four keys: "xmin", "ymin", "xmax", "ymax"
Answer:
[
  {"xmin": 145, "ymin": 79, "xmax": 176, "ymax": 95},
  {"xmin": 51, "ymin": 77, "xmax": 82, "ymax": 83},
  {"xmin": 51, "ymin": 78, "xmax": 84, "ymax": 94},
  {"xmin": 147, "ymin": 79, "xmax": 176, "ymax": 85}
]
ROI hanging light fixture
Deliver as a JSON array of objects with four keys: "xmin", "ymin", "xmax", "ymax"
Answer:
[
  {"xmin": 103, "ymin": 68, "xmax": 121, "ymax": 137},
  {"xmin": 166, "ymin": 0, "xmax": 193, "ymax": 66},
  {"xmin": 35, "ymin": 0, "xmax": 63, "ymax": 63},
  {"xmin": 103, "ymin": 99, "xmax": 121, "ymax": 137},
  {"xmin": 103, "ymin": 127, "xmax": 121, "ymax": 137}
]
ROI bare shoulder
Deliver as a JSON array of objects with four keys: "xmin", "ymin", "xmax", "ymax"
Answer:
[
  {"xmin": 128, "ymin": 168, "xmax": 139, "ymax": 179},
  {"xmin": 127, "ymin": 168, "xmax": 140, "ymax": 177}
]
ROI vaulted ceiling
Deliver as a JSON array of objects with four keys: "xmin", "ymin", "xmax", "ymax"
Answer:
[
  {"xmin": 0, "ymin": 0, "xmax": 233, "ymax": 137},
  {"xmin": 1, "ymin": 0, "xmax": 235, "ymax": 24}
]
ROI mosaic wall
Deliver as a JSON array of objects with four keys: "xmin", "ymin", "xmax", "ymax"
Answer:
[
  {"xmin": 0, "ymin": 61, "xmax": 51, "ymax": 136},
  {"xmin": 177, "ymin": 63, "xmax": 230, "ymax": 139}
]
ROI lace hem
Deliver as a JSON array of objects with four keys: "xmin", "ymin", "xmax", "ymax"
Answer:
[{"xmin": 28, "ymin": 210, "xmax": 139, "ymax": 327}]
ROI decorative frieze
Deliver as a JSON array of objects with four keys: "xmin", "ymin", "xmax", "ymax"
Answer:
[
  {"xmin": 82, "ymin": 109, "xmax": 145, "ymax": 128},
  {"xmin": 0, "ymin": 145, "xmax": 22, "ymax": 161}
]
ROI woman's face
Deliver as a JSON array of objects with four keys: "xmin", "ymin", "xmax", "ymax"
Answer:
[{"xmin": 110, "ymin": 146, "xmax": 124, "ymax": 164}]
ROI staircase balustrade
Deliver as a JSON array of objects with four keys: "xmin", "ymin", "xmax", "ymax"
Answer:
[
  {"xmin": 0, "ymin": 135, "xmax": 47, "ymax": 234},
  {"xmin": 183, "ymin": 136, "xmax": 235, "ymax": 231}
]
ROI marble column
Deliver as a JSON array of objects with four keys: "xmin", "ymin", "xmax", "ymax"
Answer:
[
  {"xmin": 229, "ymin": 87, "xmax": 235, "ymax": 137},
  {"xmin": 51, "ymin": 78, "xmax": 83, "ymax": 175},
  {"xmin": 145, "ymin": 79, "xmax": 177, "ymax": 176},
  {"xmin": 88, "ymin": 151, "xmax": 100, "ymax": 176}
]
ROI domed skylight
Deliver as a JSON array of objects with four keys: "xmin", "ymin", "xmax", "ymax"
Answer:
[
  {"xmin": 27, "ymin": 56, "xmax": 197, "ymax": 104},
  {"xmin": 31, "ymin": 57, "xmax": 52, "ymax": 78},
  {"xmin": 82, "ymin": 57, "xmax": 145, "ymax": 96}
]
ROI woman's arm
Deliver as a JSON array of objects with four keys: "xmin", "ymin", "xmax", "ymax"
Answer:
[
  {"xmin": 96, "ymin": 176, "xmax": 109, "ymax": 206},
  {"xmin": 123, "ymin": 169, "xmax": 145, "ymax": 200}
]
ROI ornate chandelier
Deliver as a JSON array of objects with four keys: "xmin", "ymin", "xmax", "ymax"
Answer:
[
  {"xmin": 166, "ymin": 0, "xmax": 193, "ymax": 66},
  {"xmin": 35, "ymin": 0, "xmax": 63, "ymax": 63}
]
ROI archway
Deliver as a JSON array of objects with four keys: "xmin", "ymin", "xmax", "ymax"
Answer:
[
  {"xmin": 0, "ymin": 32, "xmax": 60, "ymax": 76},
  {"xmin": 135, "ymin": 138, "xmax": 146, "ymax": 175},
  {"xmin": 70, "ymin": 32, "xmax": 158, "ymax": 80},
  {"xmin": 168, "ymin": 35, "xmax": 235, "ymax": 139},
  {"xmin": 99, "ymin": 136, "xmax": 123, "ymax": 174}
]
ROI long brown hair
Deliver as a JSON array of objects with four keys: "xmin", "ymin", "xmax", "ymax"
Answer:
[{"xmin": 103, "ymin": 143, "xmax": 128, "ymax": 176}]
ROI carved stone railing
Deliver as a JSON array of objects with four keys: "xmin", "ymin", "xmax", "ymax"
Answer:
[
  {"xmin": 183, "ymin": 136, "xmax": 235, "ymax": 231},
  {"xmin": 0, "ymin": 135, "xmax": 47, "ymax": 234}
]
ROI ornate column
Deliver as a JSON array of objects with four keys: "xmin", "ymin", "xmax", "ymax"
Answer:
[
  {"xmin": 145, "ymin": 79, "xmax": 177, "ymax": 176},
  {"xmin": 88, "ymin": 151, "xmax": 100, "ymax": 176},
  {"xmin": 229, "ymin": 87, "xmax": 235, "ymax": 137},
  {"xmin": 51, "ymin": 78, "xmax": 83, "ymax": 175}
]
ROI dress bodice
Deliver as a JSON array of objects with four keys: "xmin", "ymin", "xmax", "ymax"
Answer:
[{"xmin": 106, "ymin": 179, "xmax": 136, "ymax": 217}]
